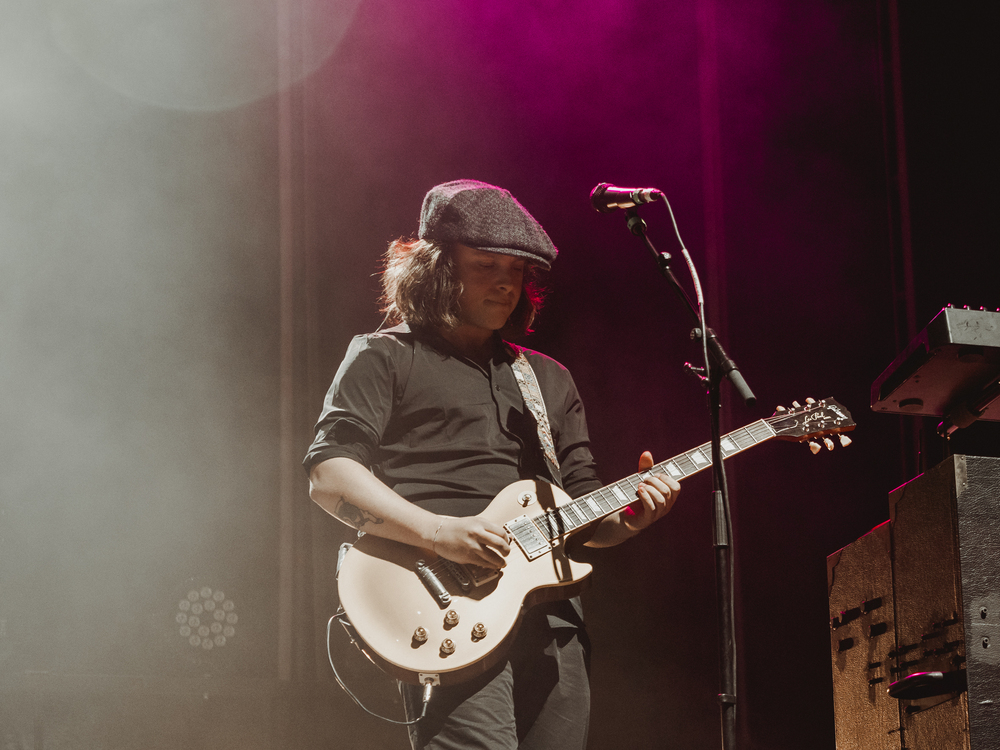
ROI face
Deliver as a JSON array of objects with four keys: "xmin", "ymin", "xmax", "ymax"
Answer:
[{"xmin": 451, "ymin": 244, "xmax": 525, "ymax": 338}]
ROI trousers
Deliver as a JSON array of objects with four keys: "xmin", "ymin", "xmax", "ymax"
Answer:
[{"xmin": 399, "ymin": 603, "xmax": 591, "ymax": 750}]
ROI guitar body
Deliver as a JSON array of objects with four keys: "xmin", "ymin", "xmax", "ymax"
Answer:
[
  {"xmin": 337, "ymin": 479, "xmax": 592, "ymax": 686},
  {"xmin": 335, "ymin": 398, "xmax": 855, "ymax": 687}
]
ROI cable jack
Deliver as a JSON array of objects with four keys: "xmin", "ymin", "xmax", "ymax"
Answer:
[{"xmin": 419, "ymin": 674, "xmax": 440, "ymax": 720}]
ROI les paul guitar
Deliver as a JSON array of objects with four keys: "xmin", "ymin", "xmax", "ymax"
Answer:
[{"xmin": 337, "ymin": 398, "xmax": 855, "ymax": 686}]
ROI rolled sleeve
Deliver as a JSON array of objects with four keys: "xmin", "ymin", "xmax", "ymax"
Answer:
[{"xmin": 303, "ymin": 334, "xmax": 407, "ymax": 474}]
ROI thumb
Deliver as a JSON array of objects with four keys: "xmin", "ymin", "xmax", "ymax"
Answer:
[{"xmin": 637, "ymin": 450, "xmax": 654, "ymax": 472}]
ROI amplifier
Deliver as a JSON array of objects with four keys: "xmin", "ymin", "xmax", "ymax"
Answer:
[{"xmin": 828, "ymin": 455, "xmax": 999, "ymax": 749}]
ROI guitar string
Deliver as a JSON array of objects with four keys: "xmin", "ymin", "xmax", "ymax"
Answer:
[
  {"xmin": 422, "ymin": 414, "xmax": 836, "ymax": 573},
  {"xmin": 419, "ymin": 412, "xmax": 848, "ymax": 605}
]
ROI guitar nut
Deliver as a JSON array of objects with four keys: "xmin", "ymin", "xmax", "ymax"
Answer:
[
  {"xmin": 440, "ymin": 639, "xmax": 455, "ymax": 655},
  {"xmin": 445, "ymin": 610, "xmax": 460, "ymax": 626},
  {"xmin": 412, "ymin": 627, "xmax": 428, "ymax": 643},
  {"xmin": 472, "ymin": 623, "xmax": 487, "ymax": 640}
]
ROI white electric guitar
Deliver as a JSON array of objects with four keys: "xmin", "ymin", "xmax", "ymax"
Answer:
[{"xmin": 336, "ymin": 398, "xmax": 855, "ymax": 686}]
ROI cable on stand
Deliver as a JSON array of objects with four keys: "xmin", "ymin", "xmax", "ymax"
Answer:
[{"xmin": 594, "ymin": 183, "xmax": 755, "ymax": 750}]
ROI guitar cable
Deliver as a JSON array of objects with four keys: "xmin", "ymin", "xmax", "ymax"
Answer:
[
  {"xmin": 325, "ymin": 614, "xmax": 431, "ymax": 725},
  {"xmin": 328, "ymin": 543, "xmax": 433, "ymax": 725}
]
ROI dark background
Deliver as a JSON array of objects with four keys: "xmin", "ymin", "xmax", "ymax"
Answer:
[{"xmin": 0, "ymin": 1, "xmax": 996, "ymax": 748}]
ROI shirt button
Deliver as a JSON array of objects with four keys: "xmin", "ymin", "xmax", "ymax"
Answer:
[{"xmin": 495, "ymin": 385, "xmax": 501, "ymax": 391}]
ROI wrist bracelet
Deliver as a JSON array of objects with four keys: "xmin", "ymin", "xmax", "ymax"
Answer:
[{"xmin": 431, "ymin": 519, "xmax": 445, "ymax": 552}]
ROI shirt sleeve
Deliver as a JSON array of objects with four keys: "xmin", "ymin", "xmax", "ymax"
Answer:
[
  {"xmin": 527, "ymin": 352, "xmax": 603, "ymax": 499},
  {"xmin": 554, "ymin": 377, "xmax": 604, "ymax": 499},
  {"xmin": 302, "ymin": 333, "xmax": 406, "ymax": 474}
]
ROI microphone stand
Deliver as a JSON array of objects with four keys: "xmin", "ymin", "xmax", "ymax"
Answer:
[{"xmin": 624, "ymin": 207, "xmax": 754, "ymax": 750}]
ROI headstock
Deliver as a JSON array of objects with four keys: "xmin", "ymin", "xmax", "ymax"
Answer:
[{"xmin": 766, "ymin": 398, "xmax": 856, "ymax": 453}]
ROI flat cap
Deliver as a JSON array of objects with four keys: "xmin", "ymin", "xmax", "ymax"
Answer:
[{"xmin": 418, "ymin": 180, "xmax": 557, "ymax": 269}]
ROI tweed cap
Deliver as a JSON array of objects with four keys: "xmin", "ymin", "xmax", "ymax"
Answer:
[{"xmin": 418, "ymin": 180, "xmax": 557, "ymax": 269}]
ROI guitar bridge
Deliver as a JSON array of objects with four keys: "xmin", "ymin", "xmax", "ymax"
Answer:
[{"xmin": 414, "ymin": 560, "xmax": 451, "ymax": 608}]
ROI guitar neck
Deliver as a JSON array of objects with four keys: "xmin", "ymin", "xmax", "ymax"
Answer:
[{"xmin": 532, "ymin": 419, "xmax": 777, "ymax": 540}]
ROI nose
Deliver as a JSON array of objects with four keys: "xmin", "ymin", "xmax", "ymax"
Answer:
[{"xmin": 495, "ymin": 263, "xmax": 520, "ymax": 292}]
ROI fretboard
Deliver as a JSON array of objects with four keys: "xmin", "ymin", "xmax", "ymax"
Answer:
[{"xmin": 532, "ymin": 419, "xmax": 777, "ymax": 540}]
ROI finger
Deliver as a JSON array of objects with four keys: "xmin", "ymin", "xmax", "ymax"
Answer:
[
  {"xmin": 475, "ymin": 525, "xmax": 511, "ymax": 556},
  {"xmin": 638, "ymin": 485, "xmax": 659, "ymax": 514},
  {"xmin": 475, "ymin": 544, "xmax": 508, "ymax": 569},
  {"xmin": 642, "ymin": 480, "xmax": 674, "ymax": 506},
  {"xmin": 643, "ymin": 473, "xmax": 680, "ymax": 497}
]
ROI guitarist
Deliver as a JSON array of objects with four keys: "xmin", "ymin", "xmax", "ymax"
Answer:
[{"xmin": 304, "ymin": 180, "xmax": 680, "ymax": 750}]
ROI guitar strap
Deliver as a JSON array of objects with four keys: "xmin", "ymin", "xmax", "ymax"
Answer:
[{"xmin": 510, "ymin": 350, "xmax": 562, "ymax": 484}]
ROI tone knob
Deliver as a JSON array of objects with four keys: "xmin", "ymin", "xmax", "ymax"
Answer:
[
  {"xmin": 440, "ymin": 639, "xmax": 455, "ymax": 655},
  {"xmin": 412, "ymin": 627, "xmax": 427, "ymax": 643},
  {"xmin": 472, "ymin": 623, "xmax": 487, "ymax": 640},
  {"xmin": 445, "ymin": 610, "xmax": 460, "ymax": 626}
]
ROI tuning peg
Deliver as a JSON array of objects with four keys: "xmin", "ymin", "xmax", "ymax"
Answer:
[
  {"xmin": 792, "ymin": 401, "xmax": 802, "ymax": 408},
  {"xmin": 823, "ymin": 437, "xmax": 835, "ymax": 451},
  {"xmin": 808, "ymin": 441, "xmax": 822, "ymax": 454},
  {"xmin": 838, "ymin": 434, "xmax": 852, "ymax": 447},
  {"xmin": 774, "ymin": 405, "xmax": 787, "ymax": 412},
  {"xmin": 806, "ymin": 397, "xmax": 816, "ymax": 405}
]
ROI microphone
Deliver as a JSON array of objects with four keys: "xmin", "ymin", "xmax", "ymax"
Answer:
[{"xmin": 590, "ymin": 183, "xmax": 663, "ymax": 213}]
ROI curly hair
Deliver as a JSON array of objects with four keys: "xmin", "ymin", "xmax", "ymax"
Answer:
[{"xmin": 380, "ymin": 238, "xmax": 546, "ymax": 338}]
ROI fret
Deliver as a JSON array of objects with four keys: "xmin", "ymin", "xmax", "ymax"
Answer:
[
  {"xmin": 554, "ymin": 508, "xmax": 572, "ymax": 535},
  {"xmin": 589, "ymin": 489, "xmax": 615, "ymax": 514},
  {"xmin": 688, "ymin": 447, "xmax": 711, "ymax": 466},
  {"xmin": 661, "ymin": 461, "xmax": 683, "ymax": 479},
  {"xmin": 609, "ymin": 484, "xmax": 631, "ymax": 508},
  {"xmin": 537, "ymin": 510, "xmax": 565, "ymax": 540},
  {"xmin": 582, "ymin": 495, "xmax": 603, "ymax": 517},
  {"xmin": 582, "ymin": 489, "xmax": 601, "ymax": 514},
  {"xmin": 730, "ymin": 427, "xmax": 757, "ymax": 450},
  {"xmin": 562, "ymin": 503, "xmax": 584, "ymax": 528},
  {"xmin": 558, "ymin": 506, "xmax": 578, "ymax": 531},
  {"xmin": 673, "ymin": 454, "xmax": 698, "ymax": 476},
  {"xmin": 573, "ymin": 498, "xmax": 596, "ymax": 523},
  {"xmin": 601, "ymin": 487, "xmax": 622, "ymax": 512},
  {"xmin": 747, "ymin": 421, "xmax": 774, "ymax": 442}
]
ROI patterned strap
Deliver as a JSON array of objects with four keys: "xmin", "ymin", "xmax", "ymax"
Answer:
[{"xmin": 510, "ymin": 351, "xmax": 560, "ymax": 476}]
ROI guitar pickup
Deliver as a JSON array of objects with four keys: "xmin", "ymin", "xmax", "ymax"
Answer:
[
  {"xmin": 463, "ymin": 563, "xmax": 500, "ymax": 587},
  {"xmin": 442, "ymin": 560, "xmax": 472, "ymax": 591},
  {"xmin": 442, "ymin": 560, "xmax": 500, "ymax": 591},
  {"xmin": 506, "ymin": 515, "xmax": 552, "ymax": 560}
]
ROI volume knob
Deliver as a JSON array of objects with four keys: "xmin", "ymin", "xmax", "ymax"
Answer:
[
  {"xmin": 440, "ymin": 639, "xmax": 455, "ymax": 655},
  {"xmin": 472, "ymin": 623, "xmax": 487, "ymax": 640},
  {"xmin": 445, "ymin": 610, "xmax": 460, "ymax": 626},
  {"xmin": 412, "ymin": 627, "xmax": 428, "ymax": 643}
]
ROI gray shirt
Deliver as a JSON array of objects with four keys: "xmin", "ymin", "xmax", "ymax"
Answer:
[{"xmin": 304, "ymin": 324, "xmax": 603, "ymax": 516}]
